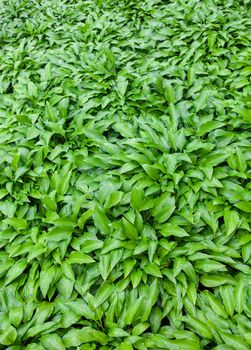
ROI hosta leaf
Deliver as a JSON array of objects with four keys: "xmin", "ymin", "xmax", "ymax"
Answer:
[
  {"xmin": 68, "ymin": 251, "xmax": 95, "ymax": 264},
  {"xmin": 234, "ymin": 201, "xmax": 251, "ymax": 213},
  {"xmin": 5, "ymin": 259, "xmax": 27, "ymax": 285},
  {"xmin": 131, "ymin": 269, "xmax": 142, "ymax": 289},
  {"xmin": 220, "ymin": 332, "xmax": 249, "ymax": 350},
  {"xmin": 219, "ymin": 285, "xmax": 235, "ymax": 317},
  {"xmin": 200, "ymin": 274, "xmax": 235, "ymax": 287},
  {"xmin": 93, "ymin": 206, "xmax": 110, "ymax": 235},
  {"xmin": 40, "ymin": 334, "xmax": 65, "ymax": 350},
  {"xmin": 142, "ymin": 164, "xmax": 160, "ymax": 180},
  {"xmin": 131, "ymin": 187, "xmax": 145, "ymax": 210},
  {"xmin": 3, "ymin": 218, "xmax": 27, "ymax": 230},
  {"xmin": 104, "ymin": 191, "xmax": 123, "ymax": 209},
  {"xmin": 224, "ymin": 208, "xmax": 239, "ymax": 235},
  {"xmin": 183, "ymin": 316, "xmax": 213, "ymax": 339},
  {"xmin": 40, "ymin": 267, "xmax": 55, "ymax": 298},
  {"xmin": 9, "ymin": 306, "xmax": 23, "ymax": 327},
  {"xmin": 0, "ymin": 326, "xmax": 17, "ymax": 346},
  {"xmin": 119, "ymin": 342, "xmax": 134, "ymax": 350},
  {"xmin": 194, "ymin": 90, "xmax": 209, "ymax": 112},
  {"xmin": 197, "ymin": 121, "xmax": 225, "ymax": 136},
  {"xmin": 159, "ymin": 223, "xmax": 189, "ymax": 237},
  {"xmin": 144, "ymin": 262, "xmax": 162, "ymax": 278},
  {"xmin": 165, "ymin": 82, "xmax": 176, "ymax": 103},
  {"xmin": 117, "ymin": 75, "xmax": 128, "ymax": 99},
  {"xmin": 63, "ymin": 327, "xmax": 108, "ymax": 347},
  {"xmin": 195, "ymin": 259, "xmax": 227, "ymax": 273},
  {"xmin": 234, "ymin": 280, "xmax": 246, "ymax": 314},
  {"xmin": 122, "ymin": 217, "xmax": 138, "ymax": 240},
  {"xmin": 0, "ymin": 201, "xmax": 16, "ymax": 217},
  {"xmin": 203, "ymin": 291, "xmax": 228, "ymax": 319},
  {"xmin": 46, "ymin": 226, "xmax": 72, "ymax": 242},
  {"xmin": 95, "ymin": 282, "xmax": 114, "ymax": 307}
]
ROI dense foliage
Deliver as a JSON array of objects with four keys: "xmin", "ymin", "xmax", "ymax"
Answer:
[{"xmin": 0, "ymin": 0, "xmax": 251, "ymax": 349}]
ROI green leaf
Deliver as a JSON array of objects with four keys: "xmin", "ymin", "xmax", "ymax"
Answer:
[
  {"xmin": 104, "ymin": 191, "xmax": 123, "ymax": 209},
  {"xmin": 1, "ymin": 1, "xmax": 250, "ymax": 347},
  {"xmin": 220, "ymin": 332, "xmax": 249, "ymax": 350},
  {"xmin": 194, "ymin": 90, "xmax": 209, "ymax": 112},
  {"xmin": 234, "ymin": 201, "xmax": 251, "ymax": 213},
  {"xmin": 234, "ymin": 280, "xmax": 246, "ymax": 314},
  {"xmin": 40, "ymin": 266, "xmax": 55, "ymax": 298},
  {"xmin": 95, "ymin": 282, "xmax": 114, "ymax": 307},
  {"xmin": 131, "ymin": 269, "xmax": 142, "ymax": 289},
  {"xmin": 122, "ymin": 217, "xmax": 138, "ymax": 240},
  {"xmin": 93, "ymin": 206, "xmax": 110, "ymax": 235},
  {"xmin": 197, "ymin": 121, "xmax": 225, "ymax": 136},
  {"xmin": 40, "ymin": 334, "xmax": 66, "ymax": 350},
  {"xmin": 224, "ymin": 208, "xmax": 239, "ymax": 235},
  {"xmin": 142, "ymin": 164, "xmax": 160, "ymax": 180},
  {"xmin": 0, "ymin": 326, "xmax": 17, "ymax": 346},
  {"xmin": 117, "ymin": 75, "xmax": 128, "ymax": 99},
  {"xmin": 183, "ymin": 316, "xmax": 213, "ymax": 339},
  {"xmin": 46, "ymin": 227, "xmax": 72, "ymax": 241},
  {"xmin": 200, "ymin": 274, "xmax": 235, "ymax": 287},
  {"xmin": 63, "ymin": 327, "xmax": 108, "ymax": 347},
  {"xmin": 0, "ymin": 201, "xmax": 16, "ymax": 217},
  {"xmin": 119, "ymin": 342, "xmax": 134, "ymax": 350},
  {"xmin": 9, "ymin": 306, "xmax": 23, "ymax": 327},
  {"xmin": 219, "ymin": 285, "xmax": 235, "ymax": 317},
  {"xmin": 3, "ymin": 217, "xmax": 27, "ymax": 230},
  {"xmin": 131, "ymin": 187, "xmax": 145, "ymax": 210},
  {"xmin": 144, "ymin": 262, "xmax": 162, "ymax": 278},
  {"xmin": 195, "ymin": 259, "xmax": 227, "ymax": 273},
  {"xmin": 165, "ymin": 82, "xmax": 176, "ymax": 103},
  {"xmin": 204, "ymin": 291, "xmax": 228, "ymax": 318},
  {"xmin": 5, "ymin": 259, "xmax": 27, "ymax": 285},
  {"xmin": 108, "ymin": 327, "xmax": 129, "ymax": 338},
  {"xmin": 68, "ymin": 251, "xmax": 95, "ymax": 264},
  {"xmin": 132, "ymin": 322, "xmax": 150, "ymax": 336},
  {"xmin": 158, "ymin": 223, "xmax": 189, "ymax": 237}
]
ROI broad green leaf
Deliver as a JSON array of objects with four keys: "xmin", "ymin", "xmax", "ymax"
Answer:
[
  {"xmin": 159, "ymin": 223, "xmax": 189, "ymax": 237},
  {"xmin": 5, "ymin": 259, "xmax": 27, "ymax": 285},
  {"xmin": 144, "ymin": 262, "xmax": 162, "ymax": 278},
  {"xmin": 68, "ymin": 251, "xmax": 95, "ymax": 264},
  {"xmin": 117, "ymin": 75, "xmax": 128, "ymax": 99},
  {"xmin": 93, "ymin": 206, "xmax": 110, "ymax": 235},
  {"xmin": 220, "ymin": 332, "xmax": 249, "ymax": 350},
  {"xmin": 40, "ymin": 334, "xmax": 66, "ymax": 350},
  {"xmin": 9, "ymin": 306, "xmax": 23, "ymax": 327},
  {"xmin": 63, "ymin": 327, "xmax": 107, "ymax": 347},
  {"xmin": 195, "ymin": 259, "xmax": 227, "ymax": 273},
  {"xmin": 122, "ymin": 217, "xmax": 138, "ymax": 240},
  {"xmin": 200, "ymin": 274, "xmax": 235, "ymax": 287},
  {"xmin": 95, "ymin": 282, "xmax": 114, "ymax": 307},
  {"xmin": 234, "ymin": 280, "xmax": 246, "ymax": 314},
  {"xmin": 40, "ymin": 266, "xmax": 55, "ymax": 298},
  {"xmin": 197, "ymin": 121, "xmax": 225, "ymax": 136},
  {"xmin": 219, "ymin": 286, "xmax": 235, "ymax": 317},
  {"xmin": 3, "ymin": 217, "xmax": 27, "ymax": 230},
  {"xmin": 183, "ymin": 316, "xmax": 213, "ymax": 339},
  {"xmin": 234, "ymin": 201, "xmax": 251, "ymax": 213},
  {"xmin": 0, "ymin": 326, "xmax": 17, "ymax": 346},
  {"xmin": 46, "ymin": 227, "xmax": 72, "ymax": 241},
  {"xmin": 224, "ymin": 208, "xmax": 239, "ymax": 235},
  {"xmin": 131, "ymin": 187, "xmax": 145, "ymax": 210},
  {"xmin": 104, "ymin": 191, "xmax": 123, "ymax": 209}
]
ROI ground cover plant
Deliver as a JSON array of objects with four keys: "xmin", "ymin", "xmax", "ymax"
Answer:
[{"xmin": 0, "ymin": 0, "xmax": 251, "ymax": 349}]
